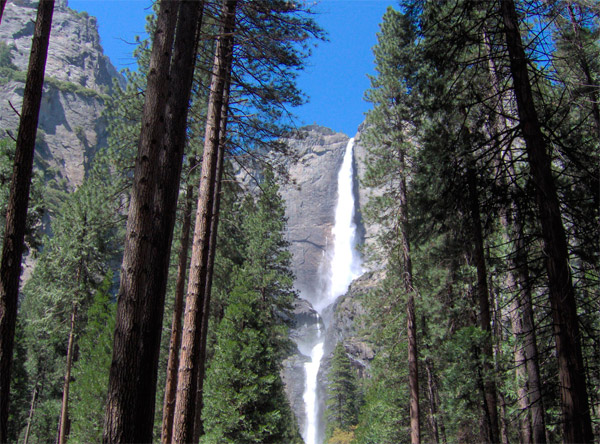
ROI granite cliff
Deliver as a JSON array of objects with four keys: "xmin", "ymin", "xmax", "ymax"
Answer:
[
  {"xmin": 0, "ymin": 0, "xmax": 123, "ymax": 187},
  {"xmin": 274, "ymin": 125, "xmax": 378, "ymax": 435}
]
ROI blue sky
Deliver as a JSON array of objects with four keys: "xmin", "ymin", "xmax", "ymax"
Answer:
[{"xmin": 68, "ymin": 0, "xmax": 395, "ymax": 137}]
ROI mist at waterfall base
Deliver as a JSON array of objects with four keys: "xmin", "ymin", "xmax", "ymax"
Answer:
[{"xmin": 300, "ymin": 138, "xmax": 363, "ymax": 444}]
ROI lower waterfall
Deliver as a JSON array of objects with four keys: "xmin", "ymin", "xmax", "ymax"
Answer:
[{"xmin": 301, "ymin": 137, "xmax": 362, "ymax": 444}]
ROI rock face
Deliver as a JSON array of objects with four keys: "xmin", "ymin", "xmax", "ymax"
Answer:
[
  {"xmin": 278, "ymin": 125, "xmax": 350, "ymax": 307},
  {"xmin": 275, "ymin": 125, "xmax": 382, "ymax": 437},
  {"xmin": 0, "ymin": 0, "xmax": 123, "ymax": 186}
]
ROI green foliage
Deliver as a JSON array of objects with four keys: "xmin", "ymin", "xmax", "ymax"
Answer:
[
  {"xmin": 327, "ymin": 426, "xmax": 356, "ymax": 444},
  {"xmin": 13, "ymin": 175, "xmax": 122, "ymax": 441},
  {"xmin": 325, "ymin": 343, "xmax": 360, "ymax": 439},
  {"xmin": 0, "ymin": 41, "xmax": 16, "ymax": 69},
  {"xmin": 201, "ymin": 171, "xmax": 301, "ymax": 444},
  {"xmin": 69, "ymin": 273, "xmax": 116, "ymax": 443},
  {"xmin": 0, "ymin": 64, "xmax": 107, "ymax": 99},
  {"xmin": 0, "ymin": 138, "xmax": 44, "ymax": 253},
  {"xmin": 353, "ymin": 336, "xmax": 409, "ymax": 444}
]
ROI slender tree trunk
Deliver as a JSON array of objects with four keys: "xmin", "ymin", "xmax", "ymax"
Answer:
[
  {"xmin": 484, "ymin": 30, "xmax": 548, "ymax": 442},
  {"xmin": 57, "ymin": 302, "xmax": 77, "ymax": 444},
  {"xmin": 192, "ymin": 73, "xmax": 230, "ymax": 443},
  {"xmin": 500, "ymin": 1, "xmax": 594, "ymax": 441},
  {"xmin": 0, "ymin": 2, "xmax": 54, "ymax": 441},
  {"xmin": 172, "ymin": 2, "xmax": 236, "ymax": 442},
  {"xmin": 466, "ymin": 165, "xmax": 500, "ymax": 444},
  {"xmin": 507, "ymin": 278, "xmax": 532, "ymax": 443},
  {"xmin": 501, "ymin": 196, "xmax": 547, "ymax": 444},
  {"xmin": 425, "ymin": 358, "xmax": 441, "ymax": 444},
  {"xmin": 103, "ymin": 1, "xmax": 203, "ymax": 441},
  {"xmin": 492, "ymin": 287, "xmax": 510, "ymax": 444},
  {"xmin": 22, "ymin": 379, "xmax": 39, "ymax": 444},
  {"xmin": 161, "ymin": 158, "xmax": 196, "ymax": 444},
  {"xmin": 396, "ymin": 149, "xmax": 420, "ymax": 444}
]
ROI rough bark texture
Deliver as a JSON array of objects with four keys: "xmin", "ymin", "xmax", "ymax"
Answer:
[
  {"xmin": 485, "ymin": 30, "xmax": 547, "ymax": 443},
  {"xmin": 102, "ymin": 3, "xmax": 178, "ymax": 441},
  {"xmin": 500, "ymin": 0, "xmax": 593, "ymax": 441},
  {"xmin": 425, "ymin": 358, "xmax": 441, "ymax": 444},
  {"xmin": 161, "ymin": 158, "xmax": 196, "ymax": 444},
  {"xmin": 192, "ymin": 75, "xmax": 230, "ymax": 443},
  {"xmin": 502, "ymin": 195, "xmax": 547, "ymax": 444},
  {"xmin": 103, "ymin": 0, "xmax": 203, "ymax": 441},
  {"xmin": 397, "ymin": 150, "xmax": 420, "ymax": 444},
  {"xmin": 466, "ymin": 166, "xmax": 500, "ymax": 444},
  {"xmin": 171, "ymin": 2, "xmax": 236, "ymax": 442},
  {"xmin": 0, "ymin": 1, "xmax": 54, "ymax": 441}
]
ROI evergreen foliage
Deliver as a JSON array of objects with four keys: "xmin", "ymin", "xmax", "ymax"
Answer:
[
  {"xmin": 201, "ymin": 171, "xmax": 301, "ymax": 444},
  {"xmin": 1, "ymin": 0, "xmax": 597, "ymax": 441},
  {"xmin": 354, "ymin": 1, "xmax": 599, "ymax": 442},
  {"xmin": 325, "ymin": 343, "xmax": 360, "ymax": 440},
  {"xmin": 69, "ymin": 273, "xmax": 116, "ymax": 443}
]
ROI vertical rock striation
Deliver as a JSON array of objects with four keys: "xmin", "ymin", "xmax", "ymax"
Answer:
[{"xmin": 0, "ymin": 0, "xmax": 124, "ymax": 187}]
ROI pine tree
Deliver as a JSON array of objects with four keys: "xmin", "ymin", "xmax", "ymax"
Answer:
[
  {"xmin": 325, "ymin": 343, "xmax": 360, "ymax": 441},
  {"xmin": 0, "ymin": 2, "xmax": 54, "ymax": 439},
  {"xmin": 500, "ymin": 1, "xmax": 594, "ymax": 440},
  {"xmin": 69, "ymin": 273, "xmax": 116, "ymax": 443},
  {"xmin": 103, "ymin": 0, "xmax": 204, "ymax": 440},
  {"xmin": 200, "ymin": 171, "xmax": 300, "ymax": 444}
]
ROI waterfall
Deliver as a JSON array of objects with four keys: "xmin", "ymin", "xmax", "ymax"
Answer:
[{"xmin": 302, "ymin": 138, "xmax": 362, "ymax": 444}]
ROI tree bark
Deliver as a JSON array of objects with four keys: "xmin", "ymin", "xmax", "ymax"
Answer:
[
  {"xmin": 192, "ymin": 73, "xmax": 230, "ymax": 443},
  {"xmin": 501, "ymin": 191, "xmax": 547, "ymax": 444},
  {"xmin": 103, "ymin": 1, "xmax": 203, "ymax": 441},
  {"xmin": 22, "ymin": 378, "xmax": 39, "ymax": 444},
  {"xmin": 466, "ymin": 165, "xmax": 500, "ymax": 444},
  {"xmin": 0, "ymin": 1, "xmax": 54, "ymax": 441},
  {"xmin": 500, "ymin": 1, "xmax": 594, "ymax": 441},
  {"xmin": 57, "ymin": 302, "xmax": 77, "ymax": 444},
  {"xmin": 425, "ymin": 358, "xmax": 441, "ymax": 444},
  {"xmin": 484, "ymin": 29, "xmax": 547, "ymax": 443},
  {"xmin": 160, "ymin": 158, "xmax": 196, "ymax": 444},
  {"xmin": 396, "ymin": 148, "xmax": 420, "ymax": 444},
  {"xmin": 171, "ymin": 2, "xmax": 236, "ymax": 442}
]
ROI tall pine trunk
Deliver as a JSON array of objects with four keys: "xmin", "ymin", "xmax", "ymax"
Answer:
[
  {"xmin": 425, "ymin": 357, "xmax": 442, "ymax": 444},
  {"xmin": 103, "ymin": 1, "xmax": 203, "ymax": 441},
  {"xmin": 23, "ymin": 378, "xmax": 40, "ymax": 444},
  {"xmin": 484, "ymin": 30, "xmax": 547, "ymax": 442},
  {"xmin": 0, "ymin": 1, "xmax": 54, "ymax": 441},
  {"xmin": 501, "ymin": 177, "xmax": 547, "ymax": 444},
  {"xmin": 192, "ymin": 74, "xmax": 230, "ymax": 443},
  {"xmin": 161, "ymin": 157, "xmax": 196, "ymax": 444},
  {"xmin": 57, "ymin": 301, "xmax": 77, "ymax": 444},
  {"xmin": 397, "ymin": 149, "xmax": 421, "ymax": 444},
  {"xmin": 171, "ymin": 2, "xmax": 237, "ymax": 441},
  {"xmin": 466, "ymin": 165, "xmax": 500, "ymax": 444},
  {"xmin": 500, "ymin": 1, "xmax": 593, "ymax": 441}
]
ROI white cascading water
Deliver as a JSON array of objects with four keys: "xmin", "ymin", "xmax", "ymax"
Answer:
[{"xmin": 302, "ymin": 138, "xmax": 362, "ymax": 444}]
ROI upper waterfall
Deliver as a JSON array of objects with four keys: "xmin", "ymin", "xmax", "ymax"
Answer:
[{"xmin": 316, "ymin": 138, "xmax": 363, "ymax": 313}]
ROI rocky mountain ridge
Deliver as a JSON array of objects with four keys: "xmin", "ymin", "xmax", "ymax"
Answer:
[{"xmin": 0, "ymin": 0, "xmax": 123, "ymax": 187}]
